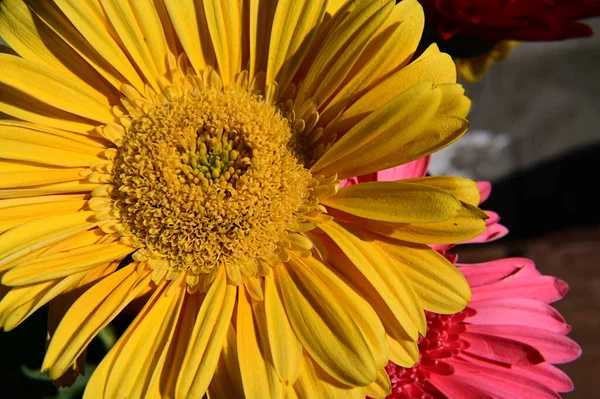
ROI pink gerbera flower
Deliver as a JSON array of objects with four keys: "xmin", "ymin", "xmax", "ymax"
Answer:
[{"xmin": 386, "ymin": 257, "xmax": 581, "ymax": 399}]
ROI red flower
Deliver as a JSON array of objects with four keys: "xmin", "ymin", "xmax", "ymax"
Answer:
[{"xmin": 419, "ymin": 0, "xmax": 600, "ymax": 41}]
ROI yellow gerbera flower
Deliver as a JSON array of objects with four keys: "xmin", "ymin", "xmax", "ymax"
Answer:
[{"xmin": 0, "ymin": 0, "xmax": 487, "ymax": 397}]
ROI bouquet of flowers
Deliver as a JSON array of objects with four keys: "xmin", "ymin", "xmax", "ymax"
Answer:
[{"xmin": 0, "ymin": 0, "xmax": 595, "ymax": 398}]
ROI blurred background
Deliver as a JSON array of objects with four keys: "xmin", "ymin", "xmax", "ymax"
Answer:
[{"xmin": 0, "ymin": 15, "xmax": 599, "ymax": 399}]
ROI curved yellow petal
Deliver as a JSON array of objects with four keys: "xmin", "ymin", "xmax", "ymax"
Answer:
[
  {"xmin": 295, "ymin": 0, "xmax": 394, "ymax": 109},
  {"xmin": 0, "ymin": 54, "xmax": 113, "ymax": 123},
  {"xmin": 0, "ymin": 212, "xmax": 95, "ymax": 269},
  {"xmin": 319, "ymin": 221, "xmax": 425, "ymax": 339},
  {"xmin": 364, "ymin": 368, "xmax": 392, "ymax": 399},
  {"xmin": 326, "ymin": 44, "xmax": 456, "ymax": 135},
  {"xmin": 323, "ymin": 181, "xmax": 461, "ymax": 224},
  {"xmin": 54, "ymin": 0, "xmax": 145, "ymax": 91},
  {"xmin": 276, "ymin": 255, "xmax": 386, "ymax": 387},
  {"xmin": 2, "ymin": 242, "xmax": 133, "ymax": 286},
  {"xmin": 265, "ymin": 276, "xmax": 302, "ymax": 383},
  {"xmin": 0, "ymin": 270, "xmax": 85, "ymax": 331},
  {"xmin": 104, "ymin": 284, "xmax": 185, "ymax": 399},
  {"xmin": 42, "ymin": 265, "xmax": 149, "ymax": 378},
  {"xmin": 402, "ymin": 176, "xmax": 481, "ymax": 206},
  {"xmin": 311, "ymin": 81, "xmax": 441, "ymax": 179},
  {"xmin": 0, "ymin": 0, "xmax": 116, "ymax": 97},
  {"xmin": 319, "ymin": 0, "xmax": 424, "ymax": 127},
  {"xmin": 175, "ymin": 267, "xmax": 237, "ymax": 398},
  {"xmin": 375, "ymin": 239, "xmax": 471, "ymax": 314},
  {"xmin": 340, "ymin": 202, "xmax": 487, "ymax": 244}
]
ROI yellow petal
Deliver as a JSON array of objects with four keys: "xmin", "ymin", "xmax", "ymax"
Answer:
[
  {"xmin": 0, "ymin": 211, "xmax": 96, "ymax": 270},
  {"xmin": 0, "ymin": 53, "xmax": 113, "ymax": 123},
  {"xmin": 146, "ymin": 291, "xmax": 201, "ymax": 398},
  {"xmin": 248, "ymin": 0, "xmax": 277, "ymax": 80},
  {"xmin": 319, "ymin": 0, "xmax": 424, "ymax": 127},
  {"xmin": 364, "ymin": 368, "xmax": 392, "ymax": 399},
  {"xmin": 0, "ymin": 271, "xmax": 85, "ymax": 331},
  {"xmin": 265, "ymin": 277, "xmax": 302, "ymax": 383},
  {"xmin": 237, "ymin": 286, "xmax": 284, "ymax": 399},
  {"xmin": 0, "ymin": 194, "xmax": 86, "ymax": 210},
  {"xmin": 163, "ymin": 0, "xmax": 214, "ymax": 74},
  {"xmin": 0, "ymin": 169, "xmax": 83, "ymax": 189},
  {"xmin": 122, "ymin": 0, "xmax": 172, "ymax": 77},
  {"xmin": 266, "ymin": 0, "xmax": 327, "ymax": 92},
  {"xmin": 319, "ymin": 221, "xmax": 426, "ymax": 339},
  {"xmin": 207, "ymin": 323, "xmax": 245, "ymax": 399},
  {"xmin": 311, "ymin": 81, "xmax": 441, "ymax": 179},
  {"xmin": 391, "ymin": 114, "xmax": 470, "ymax": 167},
  {"xmin": 27, "ymin": 1, "xmax": 128, "ymax": 92},
  {"xmin": 276, "ymin": 256, "xmax": 386, "ymax": 387},
  {"xmin": 104, "ymin": 284, "xmax": 185, "ymax": 399},
  {"xmin": 323, "ymin": 181, "xmax": 461, "ymax": 224},
  {"xmin": 0, "ymin": 199, "xmax": 87, "ymax": 233},
  {"xmin": 175, "ymin": 267, "xmax": 237, "ymax": 398},
  {"xmin": 294, "ymin": 356, "xmax": 366, "ymax": 399},
  {"xmin": 203, "ymin": 0, "xmax": 243, "ymax": 84},
  {"xmin": 403, "ymin": 176, "xmax": 481, "ymax": 206},
  {"xmin": 375, "ymin": 239, "xmax": 471, "ymax": 314},
  {"xmin": 344, "ymin": 202, "xmax": 487, "ymax": 244},
  {"xmin": 100, "ymin": 0, "xmax": 161, "ymax": 88},
  {"xmin": 326, "ymin": 44, "xmax": 455, "ymax": 135},
  {"xmin": 0, "ymin": 139, "xmax": 101, "ymax": 167},
  {"xmin": 2, "ymin": 242, "xmax": 133, "ymax": 286},
  {"xmin": 321, "ymin": 239, "xmax": 421, "ymax": 366},
  {"xmin": 387, "ymin": 335, "xmax": 419, "ymax": 367},
  {"xmin": 0, "ymin": 181, "xmax": 101, "ymax": 200},
  {"xmin": 0, "ymin": 84, "xmax": 97, "ymax": 134},
  {"xmin": 54, "ymin": 0, "xmax": 145, "ymax": 91},
  {"xmin": 0, "ymin": 0, "xmax": 116, "ymax": 97},
  {"xmin": 295, "ymin": 0, "xmax": 394, "ymax": 109}
]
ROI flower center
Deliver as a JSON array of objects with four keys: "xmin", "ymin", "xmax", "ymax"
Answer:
[{"xmin": 109, "ymin": 83, "xmax": 314, "ymax": 277}]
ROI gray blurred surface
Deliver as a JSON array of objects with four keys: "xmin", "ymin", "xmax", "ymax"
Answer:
[{"xmin": 451, "ymin": 18, "xmax": 600, "ymax": 181}]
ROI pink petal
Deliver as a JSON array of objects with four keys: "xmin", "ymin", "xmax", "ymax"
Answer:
[
  {"xmin": 458, "ymin": 258, "xmax": 533, "ymax": 287},
  {"xmin": 512, "ymin": 363, "xmax": 574, "ymax": 393},
  {"xmin": 461, "ymin": 332, "xmax": 545, "ymax": 365},
  {"xmin": 484, "ymin": 211, "xmax": 500, "ymax": 226},
  {"xmin": 477, "ymin": 181, "xmax": 492, "ymax": 203},
  {"xmin": 467, "ymin": 298, "xmax": 569, "ymax": 333},
  {"xmin": 471, "ymin": 272, "xmax": 568, "ymax": 303},
  {"xmin": 449, "ymin": 358, "xmax": 562, "ymax": 399},
  {"xmin": 465, "ymin": 222, "xmax": 509, "ymax": 244},
  {"xmin": 466, "ymin": 325, "xmax": 582, "ymax": 364},
  {"xmin": 375, "ymin": 156, "xmax": 430, "ymax": 181}
]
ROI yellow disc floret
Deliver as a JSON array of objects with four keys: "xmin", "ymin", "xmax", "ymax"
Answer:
[{"xmin": 110, "ymin": 84, "xmax": 314, "ymax": 278}]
